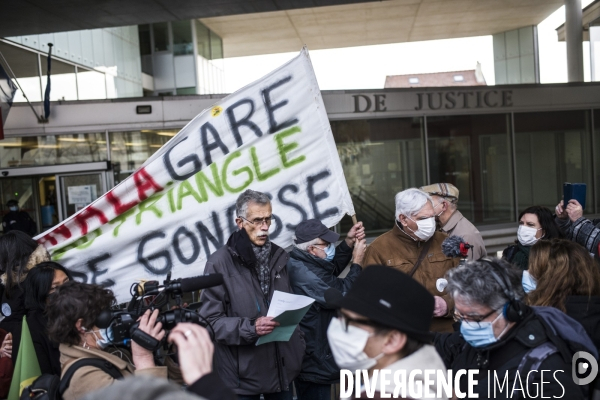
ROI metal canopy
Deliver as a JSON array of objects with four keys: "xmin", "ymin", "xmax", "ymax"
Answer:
[
  {"xmin": 2, "ymin": 1, "xmax": 564, "ymax": 58},
  {"xmin": 0, "ymin": 0, "xmax": 377, "ymax": 37}
]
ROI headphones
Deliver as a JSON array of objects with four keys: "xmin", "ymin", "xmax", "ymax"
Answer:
[{"xmin": 480, "ymin": 257, "xmax": 525, "ymax": 322}]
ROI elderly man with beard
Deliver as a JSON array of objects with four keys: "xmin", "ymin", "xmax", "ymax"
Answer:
[{"xmin": 199, "ymin": 189, "xmax": 305, "ymax": 400}]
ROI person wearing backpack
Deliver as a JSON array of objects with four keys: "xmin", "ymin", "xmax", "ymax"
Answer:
[
  {"xmin": 435, "ymin": 258, "xmax": 592, "ymax": 399},
  {"xmin": 46, "ymin": 282, "xmax": 168, "ymax": 400}
]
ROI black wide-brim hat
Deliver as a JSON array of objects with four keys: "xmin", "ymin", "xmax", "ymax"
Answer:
[{"xmin": 325, "ymin": 265, "xmax": 435, "ymax": 342}]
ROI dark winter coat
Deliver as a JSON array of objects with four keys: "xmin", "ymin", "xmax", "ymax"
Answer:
[
  {"xmin": 565, "ymin": 295, "xmax": 600, "ymax": 352},
  {"xmin": 199, "ymin": 229, "xmax": 306, "ymax": 396},
  {"xmin": 434, "ymin": 306, "xmax": 588, "ymax": 399},
  {"xmin": 502, "ymin": 242, "xmax": 531, "ymax": 270},
  {"xmin": 26, "ymin": 309, "xmax": 61, "ymax": 375},
  {"xmin": 0, "ymin": 244, "xmax": 50, "ymax": 363},
  {"xmin": 2, "ymin": 210, "xmax": 36, "ymax": 236},
  {"xmin": 287, "ymin": 240, "xmax": 361, "ymax": 384}
]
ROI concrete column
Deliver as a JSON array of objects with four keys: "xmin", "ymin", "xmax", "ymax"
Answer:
[{"xmin": 565, "ymin": 0, "xmax": 584, "ymax": 82}]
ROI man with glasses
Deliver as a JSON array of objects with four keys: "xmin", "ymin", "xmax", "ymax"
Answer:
[
  {"xmin": 435, "ymin": 258, "xmax": 588, "ymax": 399},
  {"xmin": 420, "ymin": 183, "xmax": 486, "ymax": 260},
  {"xmin": 363, "ymin": 188, "xmax": 459, "ymax": 332},
  {"xmin": 287, "ymin": 218, "xmax": 367, "ymax": 399},
  {"xmin": 200, "ymin": 189, "xmax": 305, "ymax": 400},
  {"xmin": 324, "ymin": 265, "xmax": 449, "ymax": 399}
]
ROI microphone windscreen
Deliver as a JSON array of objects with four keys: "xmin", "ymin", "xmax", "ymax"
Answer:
[
  {"xmin": 441, "ymin": 235, "xmax": 467, "ymax": 258},
  {"xmin": 95, "ymin": 309, "xmax": 114, "ymax": 329},
  {"xmin": 179, "ymin": 273, "xmax": 224, "ymax": 292}
]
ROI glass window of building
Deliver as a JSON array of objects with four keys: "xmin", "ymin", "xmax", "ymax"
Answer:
[
  {"xmin": 514, "ymin": 110, "xmax": 593, "ymax": 212},
  {"xmin": 153, "ymin": 22, "xmax": 170, "ymax": 52},
  {"xmin": 76, "ymin": 66, "xmax": 107, "ymax": 100},
  {"xmin": 172, "ymin": 21, "xmax": 193, "ymax": 56},
  {"xmin": 427, "ymin": 114, "xmax": 514, "ymax": 224},
  {"xmin": 210, "ymin": 31, "xmax": 223, "ymax": 60},
  {"xmin": 195, "ymin": 21, "xmax": 210, "ymax": 59},
  {"xmin": 0, "ymin": 133, "xmax": 107, "ymax": 168},
  {"xmin": 138, "ymin": 24, "xmax": 152, "ymax": 56},
  {"xmin": 0, "ymin": 42, "xmax": 42, "ymax": 102},
  {"xmin": 331, "ymin": 117, "xmax": 426, "ymax": 234},
  {"xmin": 110, "ymin": 130, "xmax": 176, "ymax": 184},
  {"xmin": 0, "ymin": 178, "xmax": 40, "ymax": 234},
  {"xmin": 41, "ymin": 56, "xmax": 78, "ymax": 101}
]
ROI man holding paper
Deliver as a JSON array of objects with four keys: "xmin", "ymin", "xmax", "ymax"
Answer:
[{"xmin": 199, "ymin": 189, "xmax": 305, "ymax": 400}]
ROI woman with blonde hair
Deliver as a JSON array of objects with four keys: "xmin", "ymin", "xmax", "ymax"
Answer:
[{"xmin": 527, "ymin": 239, "xmax": 600, "ymax": 350}]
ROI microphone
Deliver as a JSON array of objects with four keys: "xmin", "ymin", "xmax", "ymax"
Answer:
[
  {"xmin": 135, "ymin": 274, "xmax": 224, "ymax": 296},
  {"xmin": 165, "ymin": 274, "xmax": 224, "ymax": 294},
  {"xmin": 441, "ymin": 235, "xmax": 473, "ymax": 258}
]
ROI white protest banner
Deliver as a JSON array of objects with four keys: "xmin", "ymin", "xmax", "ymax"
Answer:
[{"xmin": 36, "ymin": 48, "xmax": 355, "ymax": 303}]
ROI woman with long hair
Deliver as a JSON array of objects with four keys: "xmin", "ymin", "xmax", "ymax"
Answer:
[
  {"xmin": 502, "ymin": 206, "xmax": 563, "ymax": 270},
  {"xmin": 24, "ymin": 261, "xmax": 71, "ymax": 375},
  {"xmin": 0, "ymin": 231, "xmax": 49, "ymax": 363},
  {"xmin": 527, "ymin": 239, "xmax": 600, "ymax": 350}
]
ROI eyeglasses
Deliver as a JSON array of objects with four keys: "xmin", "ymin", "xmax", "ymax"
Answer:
[
  {"xmin": 453, "ymin": 308, "xmax": 499, "ymax": 328},
  {"xmin": 336, "ymin": 310, "xmax": 388, "ymax": 332},
  {"xmin": 311, "ymin": 243, "xmax": 329, "ymax": 251},
  {"xmin": 239, "ymin": 216, "xmax": 272, "ymax": 226}
]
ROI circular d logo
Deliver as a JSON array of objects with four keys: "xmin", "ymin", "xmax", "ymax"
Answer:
[{"xmin": 572, "ymin": 351, "xmax": 599, "ymax": 385}]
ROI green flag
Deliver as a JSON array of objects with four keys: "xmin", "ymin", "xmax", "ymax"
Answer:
[{"xmin": 8, "ymin": 316, "xmax": 41, "ymax": 400}]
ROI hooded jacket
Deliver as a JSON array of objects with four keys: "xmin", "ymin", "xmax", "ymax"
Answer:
[
  {"xmin": 199, "ymin": 228, "xmax": 305, "ymax": 396},
  {"xmin": 287, "ymin": 240, "xmax": 361, "ymax": 384},
  {"xmin": 434, "ymin": 306, "xmax": 589, "ymax": 399},
  {"xmin": 362, "ymin": 222, "xmax": 458, "ymax": 332},
  {"xmin": 347, "ymin": 345, "xmax": 449, "ymax": 400}
]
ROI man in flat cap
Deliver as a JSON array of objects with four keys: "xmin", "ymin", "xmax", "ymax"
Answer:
[
  {"xmin": 287, "ymin": 219, "xmax": 366, "ymax": 400},
  {"xmin": 324, "ymin": 266, "xmax": 449, "ymax": 399},
  {"xmin": 420, "ymin": 183, "xmax": 486, "ymax": 260}
]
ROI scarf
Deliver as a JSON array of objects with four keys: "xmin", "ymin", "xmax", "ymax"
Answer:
[{"xmin": 252, "ymin": 240, "xmax": 272, "ymax": 297}]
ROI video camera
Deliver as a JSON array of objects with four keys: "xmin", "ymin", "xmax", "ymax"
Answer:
[{"xmin": 95, "ymin": 273, "xmax": 223, "ymax": 351}]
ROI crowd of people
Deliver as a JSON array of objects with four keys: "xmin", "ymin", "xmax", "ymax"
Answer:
[{"xmin": 0, "ymin": 184, "xmax": 598, "ymax": 400}]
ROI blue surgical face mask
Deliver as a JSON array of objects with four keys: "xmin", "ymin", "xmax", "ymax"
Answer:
[
  {"xmin": 460, "ymin": 311, "xmax": 508, "ymax": 348},
  {"xmin": 95, "ymin": 326, "xmax": 113, "ymax": 349},
  {"xmin": 8, "ymin": 206, "xmax": 17, "ymax": 212},
  {"xmin": 324, "ymin": 243, "xmax": 336, "ymax": 261},
  {"xmin": 522, "ymin": 270, "xmax": 537, "ymax": 293}
]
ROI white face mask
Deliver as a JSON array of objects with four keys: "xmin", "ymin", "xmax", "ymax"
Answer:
[
  {"xmin": 522, "ymin": 270, "xmax": 537, "ymax": 293},
  {"xmin": 407, "ymin": 216, "xmax": 436, "ymax": 241},
  {"xmin": 327, "ymin": 317, "xmax": 383, "ymax": 371},
  {"xmin": 433, "ymin": 201, "xmax": 445, "ymax": 218},
  {"xmin": 517, "ymin": 225, "xmax": 543, "ymax": 246}
]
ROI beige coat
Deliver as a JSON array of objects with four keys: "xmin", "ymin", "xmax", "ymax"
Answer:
[
  {"xmin": 347, "ymin": 345, "xmax": 450, "ymax": 400},
  {"xmin": 441, "ymin": 210, "xmax": 487, "ymax": 261},
  {"xmin": 363, "ymin": 222, "xmax": 459, "ymax": 333},
  {"xmin": 59, "ymin": 344, "xmax": 167, "ymax": 400}
]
